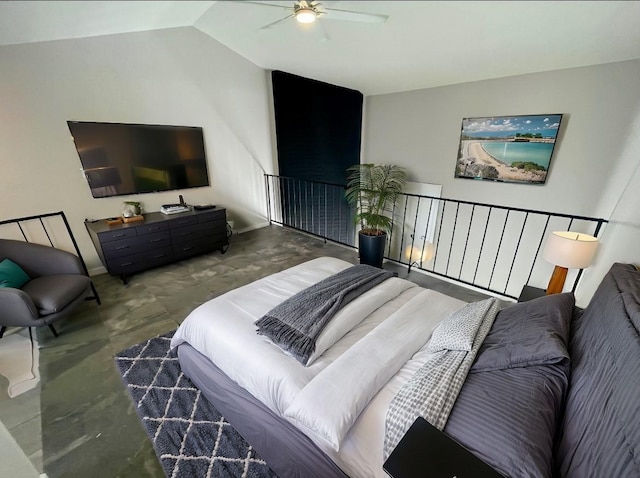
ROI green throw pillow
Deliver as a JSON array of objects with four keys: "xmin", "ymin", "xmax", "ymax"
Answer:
[{"xmin": 0, "ymin": 258, "xmax": 30, "ymax": 288}]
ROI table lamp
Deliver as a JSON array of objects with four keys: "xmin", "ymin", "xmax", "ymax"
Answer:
[{"xmin": 542, "ymin": 231, "xmax": 598, "ymax": 294}]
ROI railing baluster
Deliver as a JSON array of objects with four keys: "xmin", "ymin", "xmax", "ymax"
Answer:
[
  {"xmin": 433, "ymin": 201, "xmax": 447, "ymax": 271},
  {"xmin": 473, "ymin": 207, "xmax": 492, "ymax": 285},
  {"xmin": 489, "ymin": 211, "xmax": 510, "ymax": 289},
  {"xmin": 421, "ymin": 199, "xmax": 435, "ymax": 271},
  {"xmin": 526, "ymin": 215, "xmax": 551, "ymax": 286},
  {"xmin": 324, "ymin": 184, "xmax": 328, "ymax": 239},
  {"xmin": 265, "ymin": 175, "xmax": 272, "ymax": 224},
  {"xmin": 505, "ymin": 212, "xmax": 529, "ymax": 295},
  {"xmin": 39, "ymin": 218, "xmax": 54, "ymax": 247},
  {"xmin": 261, "ymin": 174, "xmax": 608, "ymax": 300},
  {"xmin": 459, "ymin": 204, "xmax": 475, "ymax": 279},
  {"xmin": 18, "ymin": 222, "xmax": 27, "ymax": 241},
  {"xmin": 445, "ymin": 202, "xmax": 460, "ymax": 276},
  {"xmin": 398, "ymin": 196, "xmax": 409, "ymax": 263},
  {"xmin": 388, "ymin": 199, "xmax": 397, "ymax": 258}
]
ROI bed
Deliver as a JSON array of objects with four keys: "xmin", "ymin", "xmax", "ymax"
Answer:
[{"xmin": 170, "ymin": 257, "xmax": 640, "ymax": 478}]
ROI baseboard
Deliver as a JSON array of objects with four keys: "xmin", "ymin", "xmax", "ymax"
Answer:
[
  {"xmin": 236, "ymin": 222, "xmax": 270, "ymax": 234},
  {"xmin": 88, "ymin": 266, "xmax": 106, "ymax": 277}
]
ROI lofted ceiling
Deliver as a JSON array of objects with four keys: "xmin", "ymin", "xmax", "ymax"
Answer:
[{"xmin": 1, "ymin": 1, "xmax": 640, "ymax": 95}]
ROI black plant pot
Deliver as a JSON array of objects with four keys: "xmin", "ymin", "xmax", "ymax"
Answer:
[{"xmin": 358, "ymin": 231, "xmax": 387, "ymax": 268}]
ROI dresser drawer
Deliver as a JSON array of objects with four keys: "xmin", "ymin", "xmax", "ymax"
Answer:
[
  {"xmin": 197, "ymin": 209, "xmax": 225, "ymax": 223},
  {"xmin": 102, "ymin": 232, "xmax": 171, "ymax": 260},
  {"xmin": 106, "ymin": 246, "xmax": 173, "ymax": 274},
  {"xmin": 172, "ymin": 238, "xmax": 217, "ymax": 261},
  {"xmin": 168, "ymin": 215, "xmax": 198, "ymax": 229},
  {"xmin": 170, "ymin": 221, "xmax": 220, "ymax": 242},
  {"xmin": 136, "ymin": 222, "xmax": 169, "ymax": 236},
  {"xmin": 97, "ymin": 228, "xmax": 137, "ymax": 243}
]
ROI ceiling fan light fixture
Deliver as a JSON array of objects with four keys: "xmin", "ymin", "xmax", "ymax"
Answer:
[{"xmin": 295, "ymin": 8, "xmax": 317, "ymax": 24}]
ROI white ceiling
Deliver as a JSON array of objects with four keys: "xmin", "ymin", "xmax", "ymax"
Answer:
[{"xmin": 2, "ymin": 1, "xmax": 640, "ymax": 95}]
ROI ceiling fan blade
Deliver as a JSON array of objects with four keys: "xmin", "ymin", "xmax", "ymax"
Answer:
[
  {"xmin": 242, "ymin": 1, "xmax": 292, "ymax": 11},
  {"xmin": 259, "ymin": 13, "xmax": 295, "ymax": 30},
  {"xmin": 323, "ymin": 7, "xmax": 388, "ymax": 24}
]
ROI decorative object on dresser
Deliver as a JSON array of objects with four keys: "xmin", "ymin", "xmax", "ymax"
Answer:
[
  {"xmin": 121, "ymin": 201, "xmax": 144, "ymax": 223},
  {"xmin": 542, "ymin": 231, "xmax": 598, "ymax": 294},
  {"xmin": 345, "ymin": 163, "xmax": 408, "ymax": 268},
  {"xmin": 85, "ymin": 208, "xmax": 228, "ymax": 284}
]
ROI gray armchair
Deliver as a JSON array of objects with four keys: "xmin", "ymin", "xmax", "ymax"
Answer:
[{"xmin": 0, "ymin": 239, "xmax": 100, "ymax": 338}]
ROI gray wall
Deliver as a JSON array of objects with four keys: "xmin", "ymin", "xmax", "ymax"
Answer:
[
  {"xmin": 364, "ymin": 60, "xmax": 640, "ymax": 305},
  {"xmin": 0, "ymin": 27, "xmax": 274, "ymax": 271}
]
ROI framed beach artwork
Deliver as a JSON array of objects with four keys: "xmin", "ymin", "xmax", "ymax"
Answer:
[{"xmin": 454, "ymin": 114, "xmax": 563, "ymax": 184}]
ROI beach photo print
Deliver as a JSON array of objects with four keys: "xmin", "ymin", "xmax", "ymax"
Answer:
[{"xmin": 454, "ymin": 114, "xmax": 563, "ymax": 184}]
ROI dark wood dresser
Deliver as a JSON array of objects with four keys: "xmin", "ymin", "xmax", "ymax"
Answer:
[{"xmin": 85, "ymin": 208, "xmax": 228, "ymax": 284}]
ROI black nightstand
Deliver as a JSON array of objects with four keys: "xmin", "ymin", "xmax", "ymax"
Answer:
[
  {"xmin": 518, "ymin": 285, "xmax": 546, "ymax": 302},
  {"xmin": 383, "ymin": 417, "xmax": 504, "ymax": 478}
]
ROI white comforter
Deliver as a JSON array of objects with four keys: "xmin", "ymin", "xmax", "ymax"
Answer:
[{"xmin": 170, "ymin": 257, "xmax": 465, "ymax": 478}]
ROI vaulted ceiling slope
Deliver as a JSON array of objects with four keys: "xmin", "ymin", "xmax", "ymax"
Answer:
[{"xmin": 2, "ymin": 1, "xmax": 640, "ymax": 95}]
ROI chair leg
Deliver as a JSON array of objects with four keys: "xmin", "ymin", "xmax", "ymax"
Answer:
[
  {"xmin": 48, "ymin": 324, "xmax": 59, "ymax": 338},
  {"xmin": 0, "ymin": 326, "xmax": 6, "ymax": 339}
]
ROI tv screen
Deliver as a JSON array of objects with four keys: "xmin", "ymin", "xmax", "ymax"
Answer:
[{"xmin": 67, "ymin": 121, "xmax": 210, "ymax": 198}]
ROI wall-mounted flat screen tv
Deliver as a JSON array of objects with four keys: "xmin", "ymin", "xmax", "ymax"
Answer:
[{"xmin": 67, "ymin": 121, "xmax": 210, "ymax": 198}]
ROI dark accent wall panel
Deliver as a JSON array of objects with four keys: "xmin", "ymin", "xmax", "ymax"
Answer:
[
  {"xmin": 271, "ymin": 71, "xmax": 362, "ymax": 245},
  {"xmin": 272, "ymin": 70, "xmax": 363, "ymax": 185}
]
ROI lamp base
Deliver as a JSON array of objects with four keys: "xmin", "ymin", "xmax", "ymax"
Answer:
[{"xmin": 546, "ymin": 265, "xmax": 568, "ymax": 295}]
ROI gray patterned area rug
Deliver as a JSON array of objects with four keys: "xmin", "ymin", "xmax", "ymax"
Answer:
[{"xmin": 114, "ymin": 331, "xmax": 278, "ymax": 478}]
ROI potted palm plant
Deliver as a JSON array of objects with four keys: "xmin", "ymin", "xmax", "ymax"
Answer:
[{"xmin": 345, "ymin": 163, "xmax": 408, "ymax": 268}]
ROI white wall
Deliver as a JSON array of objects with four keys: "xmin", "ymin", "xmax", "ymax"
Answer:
[
  {"xmin": 577, "ymin": 103, "xmax": 640, "ymax": 304},
  {"xmin": 0, "ymin": 27, "xmax": 274, "ymax": 271},
  {"xmin": 364, "ymin": 60, "xmax": 640, "ymax": 305}
]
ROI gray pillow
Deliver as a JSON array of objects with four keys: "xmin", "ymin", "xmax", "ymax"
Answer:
[{"xmin": 472, "ymin": 292, "xmax": 574, "ymax": 372}]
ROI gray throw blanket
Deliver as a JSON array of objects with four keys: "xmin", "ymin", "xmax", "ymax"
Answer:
[
  {"xmin": 383, "ymin": 298, "xmax": 500, "ymax": 459},
  {"xmin": 256, "ymin": 264, "xmax": 393, "ymax": 365}
]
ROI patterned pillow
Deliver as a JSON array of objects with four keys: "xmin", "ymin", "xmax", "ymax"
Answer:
[{"xmin": 428, "ymin": 298, "xmax": 496, "ymax": 352}]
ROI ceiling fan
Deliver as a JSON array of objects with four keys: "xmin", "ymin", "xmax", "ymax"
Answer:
[{"xmin": 243, "ymin": 1, "xmax": 388, "ymax": 31}]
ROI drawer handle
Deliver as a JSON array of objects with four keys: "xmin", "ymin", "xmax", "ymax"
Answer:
[
  {"xmin": 113, "ymin": 233, "xmax": 125, "ymax": 238},
  {"xmin": 150, "ymin": 238, "xmax": 162, "ymax": 243},
  {"xmin": 120, "ymin": 262, "xmax": 133, "ymax": 266},
  {"xmin": 154, "ymin": 254, "xmax": 166, "ymax": 258},
  {"xmin": 182, "ymin": 246, "xmax": 193, "ymax": 251},
  {"xmin": 116, "ymin": 245, "xmax": 129, "ymax": 250}
]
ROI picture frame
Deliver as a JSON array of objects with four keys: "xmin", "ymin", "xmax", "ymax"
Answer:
[{"xmin": 454, "ymin": 114, "xmax": 563, "ymax": 184}]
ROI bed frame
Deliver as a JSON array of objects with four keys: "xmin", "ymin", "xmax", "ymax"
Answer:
[{"xmin": 177, "ymin": 262, "xmax": 640, "ymax": 477}]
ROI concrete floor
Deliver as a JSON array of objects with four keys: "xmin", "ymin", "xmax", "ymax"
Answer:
[{"xmin": 0, "ymin": 225, "xmax": 491, "ymax": 478}]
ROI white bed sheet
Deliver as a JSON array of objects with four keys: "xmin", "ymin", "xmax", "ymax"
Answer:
[{"xmin": 170, "ymin": 257, "xmax": 465, "ymax": 478}]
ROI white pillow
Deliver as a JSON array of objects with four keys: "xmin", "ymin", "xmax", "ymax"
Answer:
[
  {"xmin": 304, "ymin": 277, "xmax": 414, "ymax": 365},
  {"xmin": 428, "ymin": 298, "xmax": 496, "ymax": 352}
]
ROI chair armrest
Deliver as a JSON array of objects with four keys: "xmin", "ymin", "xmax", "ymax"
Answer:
[{"xmin": 0, "ymin": 288, "xmax": 39, "ymax": 326}]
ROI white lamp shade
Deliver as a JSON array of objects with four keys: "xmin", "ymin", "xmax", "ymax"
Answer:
[{"xmin": 542, "ymin": 231, "xmax": 598, "ymax": 269}]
